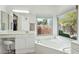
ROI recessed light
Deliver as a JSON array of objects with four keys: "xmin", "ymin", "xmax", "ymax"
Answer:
[{"xmin": 12, "ymin": 9, "xmax": 30, "ymax": 13}]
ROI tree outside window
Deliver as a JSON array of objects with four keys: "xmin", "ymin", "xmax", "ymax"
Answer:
[{"xmin": 58, "ymin": 9, "xmax": 77, "ymax": 40}]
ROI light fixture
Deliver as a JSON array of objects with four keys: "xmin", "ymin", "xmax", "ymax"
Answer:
[{"xmin": 12, "ymin": 9, "xmax": 30, "ymax": 13}]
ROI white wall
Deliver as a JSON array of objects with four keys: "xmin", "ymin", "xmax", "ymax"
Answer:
[
  {"xmin": 13, "ymin": 13, "xmax": 36, "ymax": 32},
  {"xmin": 53, "ymin": 15, "xmax": 58, "ymax": 37},
  {"xmin": 0, "ymin": 6, "xmax": 7, "ymax": 12},
  {"xmin": 21, "ymin": 15, "xmax": 29, "ymax": 31}
]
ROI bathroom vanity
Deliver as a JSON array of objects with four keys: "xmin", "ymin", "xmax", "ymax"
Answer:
[{"xmin": 0, "ymin": 32, "xmax": 35, "ymax": 54}]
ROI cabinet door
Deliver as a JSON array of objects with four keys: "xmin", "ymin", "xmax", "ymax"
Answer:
[
  {"xmin": 25, "ymin": 35, "xmax": 35, "ymax": 53},
  {"xmin": 15, "ymin": 35, "xmax": 35, "ymax": 53},
  {"xmin": 25, "ymin": 37, "xmax": 35, "ymax": 49},
  {"xmin": 15, "ymin": 36, "xmax": 26, "ymax": 49}
]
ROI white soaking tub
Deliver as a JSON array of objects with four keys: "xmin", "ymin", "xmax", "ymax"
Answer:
[{"xmin": 35, "ymin": 36, "xmax": 71, "ymax": 54}]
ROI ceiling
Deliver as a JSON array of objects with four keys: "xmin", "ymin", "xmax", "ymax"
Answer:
[{"xmin": 5, "ymin": 5, "xmax": 76, "ymax": 16}]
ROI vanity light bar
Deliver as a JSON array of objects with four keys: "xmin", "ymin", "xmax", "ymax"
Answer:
[{"xmin": 12, "ymin": 9, "xmax": 30, "ymax": 13}]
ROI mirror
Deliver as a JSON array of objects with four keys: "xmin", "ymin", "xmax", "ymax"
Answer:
[
  {"xmin": 12, "ymin": 13, "xmax": 29, "ymax": 32},
  {"xmin": 0, "ymin": 11, "xmax": 9, "ymax": 31},
  {"xmin": 0, "ymin": 10, "xmax": 31, "ymax": 33}
]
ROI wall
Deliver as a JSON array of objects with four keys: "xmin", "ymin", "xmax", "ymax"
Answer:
[
  {"xmin": 21, "ymin": 15, "xmax": 29, "ymax": 31},
  {"xmin": 53, "ymin": 15, "xmax": 58, "ymax": 37},
  {"xmin": 0, "ymin": 6, "xmax": 7, "ymax": 12},
  {"xmin": 12, "ymin": 13, "xmax": 36, "ymax": 32}
]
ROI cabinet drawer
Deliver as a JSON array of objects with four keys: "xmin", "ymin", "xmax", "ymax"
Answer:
[{"xmin": 15, "ymin": 39, "xmax": 26, "ymax": 49}]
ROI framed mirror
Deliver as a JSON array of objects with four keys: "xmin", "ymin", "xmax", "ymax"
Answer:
[{"xmin": 0, "ymin": 11, "xmax": 9, "ymax": 31}]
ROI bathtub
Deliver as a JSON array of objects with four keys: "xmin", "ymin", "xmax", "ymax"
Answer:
[{"xmin": 35, "ymin": 36, "xmax": 71, "ymax": 54}]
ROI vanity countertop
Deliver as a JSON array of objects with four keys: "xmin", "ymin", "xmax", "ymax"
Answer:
[
  {"xmin": 0, "ymin": 31, "xmax": 27, "ymax": 35},
  {"xmin": 0, "ymin": 31, "xmax": 35, "ymax": 38},
  {"xmin": 0, "ymin": 31, "xmax": 27, "ymax": 38}
]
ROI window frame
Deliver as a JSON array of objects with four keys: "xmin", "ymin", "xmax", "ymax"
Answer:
[
  {"xmin": 57, "ymin": 7, "xmax": 78, "ymax": 40},
  {"xmin": 36, "ymin": 16, "xmax": 53, "ymax": 36}
]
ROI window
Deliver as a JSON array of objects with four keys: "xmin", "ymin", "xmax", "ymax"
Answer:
[
  {"xmin": 58, "ymin": 9, "xmax": 77, "ymax": 40},
  {"xmin": 37, "ymin": 17, "xmax": 53, "ymax": 36}
]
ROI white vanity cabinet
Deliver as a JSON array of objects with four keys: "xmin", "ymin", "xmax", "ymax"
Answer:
[
  {"xmin": 15, "ymin": 35, "xmax": 26, "ymax": 49},
  {"xmin": 15, "ymin": 35, "xmax": 26, "ymax": 54},
  {"xmin": 15, "ymin": 34, "xmax": 35, "ymax": 54},
  {"xmin": 71, "ymin": 41, "xmax": 79, "ymax": 54},
  {"xmin": 25, "ymin": 34, "xmax": 35, "ymax": 53}
]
